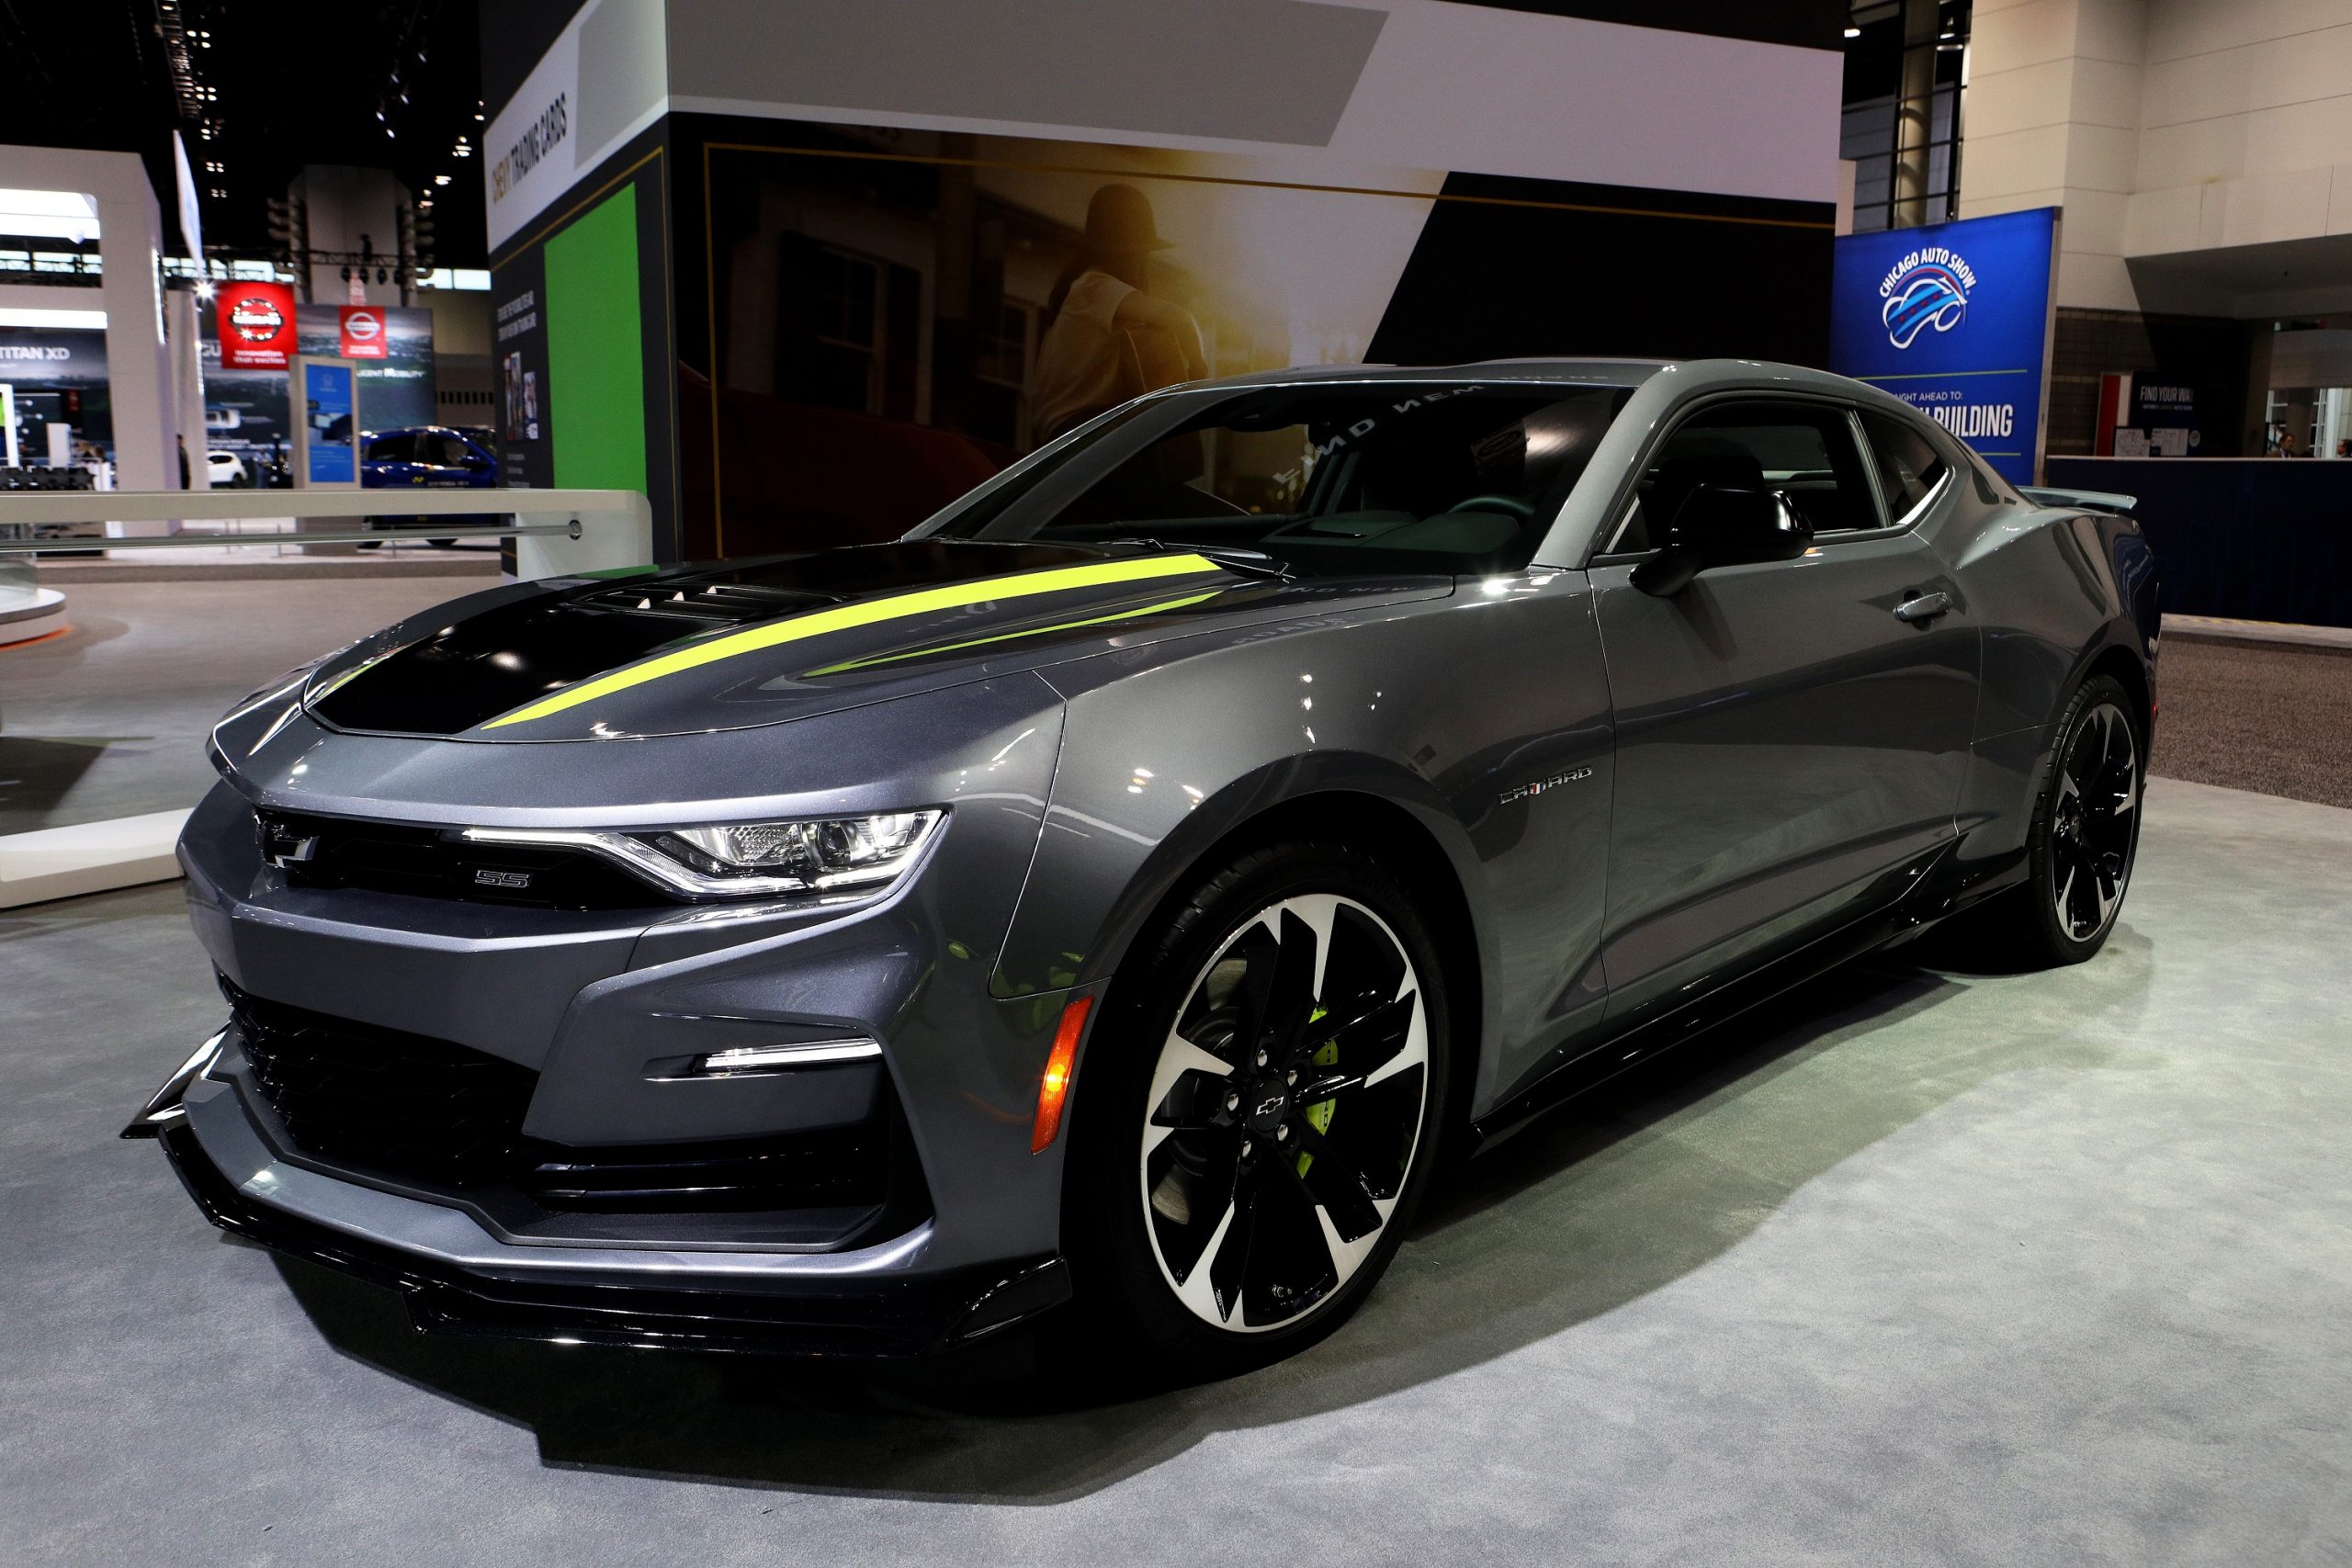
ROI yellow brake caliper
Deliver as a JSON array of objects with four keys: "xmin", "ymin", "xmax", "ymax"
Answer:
[{"xmin": 1297, "ymin": 1006, "xmax": 1337, "ymax": 1177}]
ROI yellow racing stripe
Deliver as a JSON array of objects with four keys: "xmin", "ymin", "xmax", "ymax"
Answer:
[
  {"xmin": 799, "ymin": 590, "xmax": 1223, "ymax": 677},
  {"xmin": 480, "ymin": 553, "xmax": 1227, "ymax": 729}
]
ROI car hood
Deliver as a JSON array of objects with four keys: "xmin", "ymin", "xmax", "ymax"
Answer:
[{"xmin": 301, "ymin": 539, "xmax": 1453, "ymax": 741}]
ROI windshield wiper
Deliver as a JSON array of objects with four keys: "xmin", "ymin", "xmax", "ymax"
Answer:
[{"xmin": 1111, "ymin": 537, "xmax": 1295, "ymax": 581}]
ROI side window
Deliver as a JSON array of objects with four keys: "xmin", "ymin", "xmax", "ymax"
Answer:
[
  {"xmin": 1610, "ymin": 400, "xmax": 1882, "ymax": 552},
  {"xmin": 366, "ymin": 434, "xmax": 413, "ymax": 463},
  {"xmin": 1857, "ymin": 410, "xmax": 1950, "ymax": 523}
]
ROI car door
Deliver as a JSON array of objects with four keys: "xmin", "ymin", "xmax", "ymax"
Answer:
[{"xmin": 1589, "ymin": 395, "xmax": 1978, "ymax": 1024}]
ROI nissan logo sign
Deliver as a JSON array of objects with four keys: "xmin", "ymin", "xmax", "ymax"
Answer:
[{"xmin": 345, "ymin": 310, "xmax": 382, "ymax": 342}]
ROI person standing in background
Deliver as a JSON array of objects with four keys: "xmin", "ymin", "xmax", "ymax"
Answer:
[
  {"xmin": 1031, "ymin": 184, "xmax": 1207, "ymax": 445},
  {"xmin": 176, "ymin": 434, "xmax": 190, "ymax": 488}
]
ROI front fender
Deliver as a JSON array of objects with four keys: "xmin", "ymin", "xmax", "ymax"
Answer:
[
  {"xmin": 990, "ymin": 573, "xmax": 1616, "ymax": 1121},
  {"xmin": 991, "ymin": 747, "xmax": 1488, "ymax": 1001}
]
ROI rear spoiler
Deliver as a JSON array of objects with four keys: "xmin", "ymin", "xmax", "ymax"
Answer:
[{"xmin": 2017, "ymin": 485, "xmax": 2137, "ymax": 515}]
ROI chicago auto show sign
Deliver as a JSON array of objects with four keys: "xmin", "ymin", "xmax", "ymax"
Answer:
[
  {"xmin": 1829, "ymin": 208, "xmax": 2058, "ymax": 484},
  {"xmin": 218, "ymin": 281, "xmax": 299, "ymax": 370}
]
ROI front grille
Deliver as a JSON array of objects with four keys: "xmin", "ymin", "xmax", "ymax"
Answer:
[
  {"xmin": 232, "ymin": 984, "xmax": 539, "ymax": 1187},
  {"xmin": 223, "ymin": 984, "xmax": 918, "ymax": 1236},
  {"xmin": 260, "ymin": 809, "xmax": 665, "ymax": 911}
]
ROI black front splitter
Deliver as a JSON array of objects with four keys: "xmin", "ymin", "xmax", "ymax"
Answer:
[{"xmin": 157, "ymin": 1121, "xmax": 1069, "ymax": 1356}]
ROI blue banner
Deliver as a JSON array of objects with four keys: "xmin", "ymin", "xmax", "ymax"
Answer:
[
  {"xmin": 302, "ymin": 361, "xmax": 357, "ymax": 484},
  {"xmin": 1830, "ymin": 208, "xmax": 2057, "ymax": 484}
]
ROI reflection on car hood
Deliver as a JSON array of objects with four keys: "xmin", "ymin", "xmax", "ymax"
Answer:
[{"xmin": 302, "ymin": 540, "xmax": 1451, "ymax": 741}]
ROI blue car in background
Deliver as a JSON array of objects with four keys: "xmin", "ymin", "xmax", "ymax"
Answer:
[{"xmin": 361, "ymin": 426, "xmax": 500, "ymax": 546}]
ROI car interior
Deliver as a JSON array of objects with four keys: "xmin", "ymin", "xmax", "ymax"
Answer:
[
  {"xmin": 1605, "ymin": 401, "xmax": 1886, "ymax": 555},
  {"xmin": 964, "ymin": 386, "xmax": 1632, "ymax": 576}
]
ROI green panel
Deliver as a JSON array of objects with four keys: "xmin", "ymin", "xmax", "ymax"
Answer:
[{"xmin": 542, "ymin": 184, "xmax": 648, "ymax": 496}]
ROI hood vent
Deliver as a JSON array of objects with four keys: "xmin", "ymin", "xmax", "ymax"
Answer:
[{"xmin": 566, "ymin": 581, "xmax": 841, "ymax": 629}]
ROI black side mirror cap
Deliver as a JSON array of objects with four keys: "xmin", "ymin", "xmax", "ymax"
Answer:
[{"xmin": 1631, "ymin": 486, "xmax": 1815, "ymax": 596}]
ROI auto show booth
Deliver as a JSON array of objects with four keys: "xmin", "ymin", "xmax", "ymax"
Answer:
[{"xmin": 480, "ymin": 0, "xmax": 1851, "ymax": 566}]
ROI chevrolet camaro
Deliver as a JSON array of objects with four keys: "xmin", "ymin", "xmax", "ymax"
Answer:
[{"xmin": 129, "ymin": 359, "xmax": 2157, "ymax": 1375}]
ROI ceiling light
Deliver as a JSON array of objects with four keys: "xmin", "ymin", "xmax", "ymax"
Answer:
[
  {"xmin": 1845, "ymin": 25, "xmax": 1861, "ymax": 37},
  {"xmin": 434, "ymin": 174, "xmax": 450, "ymax": 186}
]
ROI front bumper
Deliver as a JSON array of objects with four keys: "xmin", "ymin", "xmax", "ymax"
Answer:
[
  {"xmin": 154, "ymin": 676, "xmax": 1094, "ymax": 1353},
  {"xmin": 148, "ymin": 1066, "xmax": 1069, "ymax": 1354}
]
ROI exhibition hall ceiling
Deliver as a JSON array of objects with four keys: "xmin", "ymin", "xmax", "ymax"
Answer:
[{"xmin": 0, "ymin": 0, "xmax": 487, "ymax": 262}]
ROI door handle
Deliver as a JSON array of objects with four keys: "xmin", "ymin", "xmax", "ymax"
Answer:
[{"xmin": 1894, "ymin": 591, "xmax": 1952, "ymax": 625}]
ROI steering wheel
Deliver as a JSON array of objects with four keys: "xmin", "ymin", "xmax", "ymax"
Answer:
[{"xmin": 1448, "ymin": 493, "xmax": 1535, "ymax": 520}]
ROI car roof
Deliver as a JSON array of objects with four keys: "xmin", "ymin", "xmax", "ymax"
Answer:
[
  {"xmin": 1197, "ymin": 358, "xmax": 1671, "ymax": 390},
  {"xmin": 1179, "ymin": 357, "xmax": 1909, "ymax": 409}
]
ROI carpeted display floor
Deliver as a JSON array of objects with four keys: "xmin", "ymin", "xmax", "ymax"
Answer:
[
  {"xmin": 2149, "ymin": 635, "xmax": 2352, "ymax": 809},
  {"xmin": 4, "ymin": 778, "xmax": 2348, "ymax": 1565}
]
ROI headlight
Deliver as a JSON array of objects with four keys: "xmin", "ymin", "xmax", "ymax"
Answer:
[
  {"xmin": 460, "ymin": 809, "xmax": 944, "ymax": 900},
  {"xmin": 650, "ymin": 813, "xmax": 936, "ymax": 885}
]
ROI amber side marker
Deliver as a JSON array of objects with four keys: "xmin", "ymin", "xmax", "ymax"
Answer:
[{"xmin": 1033, "ymin": 995, "xmax": 1094, "ymax": 1154}]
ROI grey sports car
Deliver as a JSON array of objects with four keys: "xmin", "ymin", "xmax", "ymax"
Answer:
[{"xmin": 130, "ymin": 358, "xmax": 2157, "ymax": 1375}]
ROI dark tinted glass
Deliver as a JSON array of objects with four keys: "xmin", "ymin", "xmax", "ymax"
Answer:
[
  {"xmin": 367, "ymin": 434, "xmax": 413, "ymax": 462},
  {"xmin": 930, "ymin": 384, "xmax": 1633, "ymax": 577},
  {"xmin": 1612, "ymin": 400, "xmax": 1880, "ymax": 550},
  {"xmin": 1858, "ymin": 410, "xmax": 1950, "ymax": 519}
]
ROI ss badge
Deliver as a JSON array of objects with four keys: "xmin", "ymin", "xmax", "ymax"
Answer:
[{"xmin": 473, "ymin": 868, "xmax": 533, "ymax": 890}]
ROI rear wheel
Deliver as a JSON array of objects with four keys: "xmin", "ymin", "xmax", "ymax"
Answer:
[
  {"xmin": 1984, "ymin": 673, "xmax": 2143, "ymax": 967},
  {"xmin": 1066, "ymin": 841, "xmax": 1447, "ymax": 1376}
]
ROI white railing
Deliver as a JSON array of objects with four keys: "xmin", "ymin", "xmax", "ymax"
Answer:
[
  {"xmin": 0, "ymin": 486, "xmax": 652, "ymax": 580},
  {"xmin": 0, "ymin": 487, "xmax": 654, "ymax": 908}
]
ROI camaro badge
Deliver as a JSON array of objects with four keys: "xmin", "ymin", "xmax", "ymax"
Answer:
[{"xmin": 1498, "ymin": 767, "xmax": 1592, "ymax": 806}]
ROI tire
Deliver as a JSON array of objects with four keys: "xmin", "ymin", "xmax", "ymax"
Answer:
[
  {"xmin": 1984, "ymin": 673, "xmax": 2145, "ymax": 968},
  {"xmin": 1064, "ymin": 840, "xmax": 1450, "ymax": 1378}
]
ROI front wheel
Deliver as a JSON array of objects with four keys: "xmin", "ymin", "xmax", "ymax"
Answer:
[{"xmin": 1065, "ymin": 841, "xmax": 1448, "ymax": 1376}]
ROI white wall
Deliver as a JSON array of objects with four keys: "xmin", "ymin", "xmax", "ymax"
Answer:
[
  {"xmin": 2128, "ymin": 1, "xmax": 2352, "ymax": 257},
  {"xmin": 1961, "ymin": 0, "xmax": 2147, "ymax": 309},
  {"xmin": 1963, "ymin": 0, "xmax": 2352, "ymax": 312}
]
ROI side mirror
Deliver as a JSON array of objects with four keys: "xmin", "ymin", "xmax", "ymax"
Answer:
[{"xmin": 1631, "ymin": 485, "xmax": 1814, "ymax": 596}]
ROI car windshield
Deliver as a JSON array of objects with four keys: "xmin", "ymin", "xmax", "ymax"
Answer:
[{"xmin": 921, "ymin": 382, "xmax": 1631, "ymax": 577}]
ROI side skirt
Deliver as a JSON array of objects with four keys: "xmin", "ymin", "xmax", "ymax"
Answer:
[{"xmin": 1466, "ymin": 836, "xmax": 2021, "ymax": 1152}]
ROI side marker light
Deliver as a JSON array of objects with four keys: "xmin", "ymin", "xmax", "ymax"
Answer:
[{"xmin": 1032, "ymin": 996, "xmax": 1094, "ymax": 1153}]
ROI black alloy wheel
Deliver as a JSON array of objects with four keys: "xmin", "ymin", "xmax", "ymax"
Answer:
[
  {"xmin": 2049, "ymin": 696, "xmax": 2140, "ymax": 943},
  {"xmin": 1068, "ymin": 841, "xmax": 1447, "ymax": 1373},
  {"xmin": 1983, "ymin": 672, "xmax": 2144, "ymax": 967}
]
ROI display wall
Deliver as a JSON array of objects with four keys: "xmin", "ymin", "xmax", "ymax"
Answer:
[
  {"xmin": 198, "ymin": 304, "xmax": 438, "ymax": 479},
  {"xmin": 0, "ymin": 326, "xmax": 113, "ymax": 462},
  {"xmin": 485, "ymin": 0, "xmax": 1849, "ymax": 564}
]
